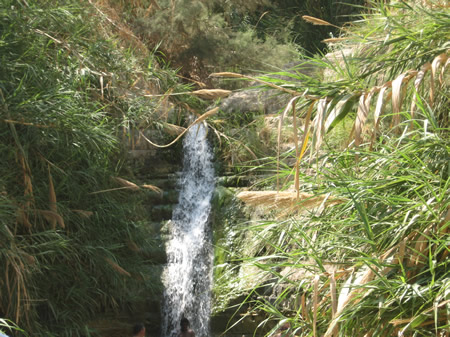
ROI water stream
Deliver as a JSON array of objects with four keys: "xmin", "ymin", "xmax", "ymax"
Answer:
[{"xmin": 161, "ymin": 122, "xmax": 215, "ymax": 337}]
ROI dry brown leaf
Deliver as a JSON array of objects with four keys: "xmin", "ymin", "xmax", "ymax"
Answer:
[
  {"xmin": 141, "ymin": 184, "xmax": 163, "ymax": 195},
  {"xmin": 105, "ymin": 257, "xmax": 131, "ymax": 277},
  {"xmin": 17, "ymin": 207, "xmax": 32, "ymax": 229},
  {"xmin": 302, "ymin": 15, "xmax": 333, "ymax": 26},
  {"xmin": 322, "ymin": 37, "xmax": 348, "ymax": 43},
  {"xmin": 38, "ymin": 209, "xmax": 65, "ymax": 229},
  {"xmin": 440, "ymin": 57, "xmax": 449, "ymax": 85},
  {"xmin": 237, "ymin": 191, "xmax": 344, "ymax": 213},
  {"xmin": 162, "ymin": 122, "xmax": 186, "ymax": 136},
  {"xmin": 48, "ymin": 168, "xmax": 58, "ymax": 228},
  {"xmin": 191, "ymin": 89, "xmax": 232, "ymax": 100},
  {"xmin": 432, "ymin": 53, "xmax": 448, "ymax": 87},
  {"xmin": 113, "ymin": 177, "xmax": 140, "ymax": 191},
  {"xmin": 127, "ymin": 240, "xmax": 140, "ymax": 252},
  {"xmin": 355, "ymin": 94, "xmax": 369, "ymax": 148},
  {"xmin": 324, "ymin": 267, "xmax": 376, "ymax": 337},
  {"xmin": 330, "ymin": 271, "xmax": 338, "ymax": 337},
  {"xmin": 139, "ymin": 107, "xmax": 218, "ymax": 148},
  {"xmin": 313, "ymin": 275, "xmax": 319, "ymax": 337},
  {"xmin": 313, "ymin": 98, "xmax": 328, "ymax": 152},
  {"xmin": 292, "ymin": 99, "xmax": 300, "ymax": 195},
  {"xmin": 209, "ymin": 72, "xmax": 245, "ymax": 78}
]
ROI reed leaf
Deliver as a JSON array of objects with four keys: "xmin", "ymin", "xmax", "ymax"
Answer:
[
  {"xmin": 312, "ymin": 98, "xmax": 327, "ymax": 153},
  {"xmin": 410, "ymin": 63, "xmax": 431, "ymax": 124},
  {"xmin": 112, "ymin": 177, "xmax": 140, "ymax": 191},
  {"xmin": 38, "ymin": 209, "xmax": 65, "ymax": 229},
  {"xmin": 209, "ymin": 72, "xmax": 245, "ymax": 78},
  {"xmin": 355, "ymin": 94, "xmax": 369, "ymax": 148},
  {"xmin": 48, "ymin": 167, "xmax": 58, "ymax": 229},
  {"xmin": 277, "ymin": 96, "xmax": 302, "ymax": 191},
  {"xmin": 139, "ymin": 107, "xmax": 218, "ymax": 148},
  {"xmin": 141, "ymin": 184, "xmax": 162, "ymax": 195},
  {"xmin": 191, "ymin": 89, "xmax": 232, "ymax": 100},
  {"xmin": 313, "ymin": 275, "xmax": 319, "ymax": 337},
  {"xmin": 104, "ymin": 258, "xmax": 131, "ymax": 277}
]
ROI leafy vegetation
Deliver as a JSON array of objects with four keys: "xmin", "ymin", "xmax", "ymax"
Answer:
[
  {"xmin": 0, "ymin": 1, "xmax": 185, "ymax": 336},
  {"xmin": 108, "ymin": 0, "xmax": 364, "ymax": 85},
  {"xmin": 212, "ymin": 1, "xmax": 449, "ymax": 336},
  {"xmin": 0, "ymin": 0, "xmax": 448, "ymax": 336}
]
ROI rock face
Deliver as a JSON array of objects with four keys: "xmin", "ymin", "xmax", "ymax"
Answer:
[
  {"xmin": 217, "ymin": 60, "xmax": 318, "ymax": 116},
  {"xmin": 218, "ymin": 88, "xmax": 291, "ymax": 115}
]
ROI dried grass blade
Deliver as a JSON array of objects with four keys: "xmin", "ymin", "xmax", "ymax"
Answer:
[
  {"xmin": 292, "ymin": 100, "xmax": 299, "ymax": 196},
  {"xmin": 301, "ymin": 293, "xmax": 309, "ymax": 322},
  {"xmin": 431, "ymin": 53, "xmax": 448, "ymax": 88},
  {"xmin": 391, "ymin": 73, "xmax": 407, "ymax": 127},
  {"xmin": 113, "ymin": 177, "xmax": 140, "ymax": 191},
  {"xmin": 297, "ymin": 101, "xmax": 315, "ymax": 164},
  {"xmin": 330, "ymin": 271, "xmax": 337, "ymax": 316},
  {"xmin": 325, "ymin": 267, "xmax": 375, "ymax": 337},
  {"xmin": 38, "ymin": 210, "xmax": 65, "ymax": 228},
  {"xmin": 48, "ymin": 167, "xmax": 58, "ymax": 228},
  {"xmin": 236, "ymin": 191, "xmax": 343, "ymax": 214},
  {"xmin": 192, "ymin": 89, "xmax": 232, "ymax": 100},
  {"xmin": 410, "ymin": 64, "xmax": 430, "ymax": 123},
  {"xmin": 127, "ymin": 240, "xmax": 140, "ymax": 252},
  {"xmin": 100, "ymin": 75, "xmax": 104, "ymax": 100},
  {"xmin": 322, "ymin": 37, "xmax": 348, "ymax": 43},
  {"xmin": 313, "ymin": 98, "xmax": 327, "ymax": 153},
  {"xmin": 330, "ymin": 271, "xmax": 338, "ymax": 337},
  {"xmin": 105, "ymin": 257, "xmax": 131, "ymax": 277},
  {"xmin": 209, "ymin": 72, "xmax": 245, "ymax": 78},
  {"xmin": 440, "ymin": 57, "xmax": 449, "ymax": 85},
  {"xmin": 277, "ymin": 96, "xmax": 302, "ymax": 191},
  {"xmin": 19, "ymin": 153, "xmax": 33, "ymax": 199},
  {"xmin": 313, "ymin": 275, "xmax": 319, "ymax": 337},
  {"xmin": 371, "ymin": 83, "xmax": 391, "ymax": 149},
  {"xmin": 302, "ymin": 15, "xmax": 333, "ymax": 26},
  {"xmin": 141, "ymin": 184, "xmax": 163, "ymax": 195},
  {"xmin": 139, "ymin": 107, "xmax": 218, "ymax": 148},
  {"xmin": 429, "ymin": 54, "xmax": 447, "ymax": 106},
  {"xmin": 393, "ymin": 71, "xmax": 417, "ymax": 129},
  {"xmin": 17, "ymin": 152, "xmax": 34, "ymax": 228},
  {"xmin": 355, "ymin": 94, "xmax": 368, "ymax": 148},
  {"xmin": 17, "ymin": 207, "xmax": 32, "ymax": 228},
  {"xmin": 162, "ymin": 122, "xmax": 186, "ymax": 136}
]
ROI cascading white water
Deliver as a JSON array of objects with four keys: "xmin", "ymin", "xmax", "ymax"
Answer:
[{"xmin": 162, "ymin": 122, "xmax": 215, "ymax": 337}]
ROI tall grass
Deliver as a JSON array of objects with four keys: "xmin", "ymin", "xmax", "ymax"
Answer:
[
  {"xmin": 227, "ymin": 122, "xmax": 449, "ymax": 336},
  {"xmin": 212, "ymin": 1, "xmax": 449, "ymax": 336},
  {"xmin": 0, "ymin": 1, "xmax": 175, "ymax": 336}
]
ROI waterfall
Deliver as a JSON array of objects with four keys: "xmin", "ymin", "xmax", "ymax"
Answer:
[{"xmin": 162, "ymin": 122, "xmax": 215, "ymax": 337}]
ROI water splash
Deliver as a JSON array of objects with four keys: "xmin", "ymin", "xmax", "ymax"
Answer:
[{"xmin": 162, "ymin": 123, "xmax": 215, "ymax": 337}]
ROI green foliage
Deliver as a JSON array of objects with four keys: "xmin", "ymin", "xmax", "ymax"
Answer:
[
  {"xmin": 226, "ymin": 125, "xmax": 449, "ymax": 336},
  {"xmin": 247, "ymin": 0, "xmax": 367, "ymax": 53},
  {"xmin": 212, "ymin": 1, "xmax": 449, "ymax": 336},
  {"xmin": 116, "ymin": 0, "xmax": 299, "ymax": 80},
  {"xmin": 0, "ymin": 1, "xmax": 172, "ymax": 336}
]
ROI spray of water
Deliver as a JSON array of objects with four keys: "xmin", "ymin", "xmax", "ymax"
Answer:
[{"xmin": 162, "ymin": 123, "xmax": 215, "ymax": 337}]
